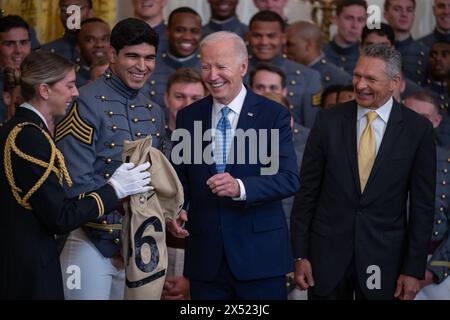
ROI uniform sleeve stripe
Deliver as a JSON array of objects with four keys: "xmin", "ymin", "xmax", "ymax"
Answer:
[
  {"xmin": 55, "ymin": 101, "xmax": 94, "ymax": 145},
  {"xmin": 87, "ymin": 192, "xmax": 104, "ymax": 218}
]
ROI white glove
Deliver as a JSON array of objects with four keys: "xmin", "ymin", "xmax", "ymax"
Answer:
[{"xmin": 108, "ymin": 162, "xmax": 152, "ymax": 199}]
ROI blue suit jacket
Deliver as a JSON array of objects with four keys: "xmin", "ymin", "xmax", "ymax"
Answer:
[{"xmin": 174, "ymin": 89, "xmax": 300, "ymax": 282}]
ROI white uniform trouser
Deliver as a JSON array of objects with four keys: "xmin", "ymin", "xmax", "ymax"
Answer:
[
  {"xmin": 60, "ymin": 228, "xmax": 125, "ymax": 300},
  {"xmin": 415, "ymin": 255, "xmax": 450, "ymax": 300},
  {"xmin": 166, "ymin": 247, "xmax": 185, "ymax": 277}
]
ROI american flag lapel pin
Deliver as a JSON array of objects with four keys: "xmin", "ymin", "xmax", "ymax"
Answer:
[{"xmin": 247, "ymin": 112, "xmax": 254, "ymax": 117}]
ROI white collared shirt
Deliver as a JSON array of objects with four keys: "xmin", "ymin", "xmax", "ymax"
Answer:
[
  {"xmin": 211, "ymin": 84, "xmax": 247, "ymax": 200},
  {"xmin": 19, "ymin": 102, "xmax": 49, "ymax": 130},
  {"xmin": 356, "ymin": 97, "xmax": 393, "ymax": 154}
]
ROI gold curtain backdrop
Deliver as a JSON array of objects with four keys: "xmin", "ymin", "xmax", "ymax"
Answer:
[{"xmin": 0, "ymin": 0, "xmax": 116, "ymax": 44}]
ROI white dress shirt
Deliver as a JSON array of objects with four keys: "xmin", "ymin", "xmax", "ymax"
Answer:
[
  {"xmin": 19, "ymin": 102, "xmax": 49, "ymax": 130},
  {"xmin": 211, "ymin": 84, "xmax": 247, "ymax": 200},
  {"xmin": 357, "ymin": 97, "xmax": 394, "ymax": 155}
]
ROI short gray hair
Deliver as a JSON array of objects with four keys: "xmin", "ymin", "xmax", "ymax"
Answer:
[
  {"xmin": 362, "ymin": 44, "xmax": 402, "ymax": 78},
  {"xmin": 200, "ymin": 31, "xmax": 248, "ymax": 64}
]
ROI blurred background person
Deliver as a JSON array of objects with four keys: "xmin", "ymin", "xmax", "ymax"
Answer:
[
  {"xmin": 419, "ymin": 0, "xmax": 450, "ymax": 49},
  {"xmin": 2, "ymin": 66, "xmax": 22, "ymax": 119},
  {"xmin": 203, "ymin": 0, "xmax": 247, "ymax": 39}
]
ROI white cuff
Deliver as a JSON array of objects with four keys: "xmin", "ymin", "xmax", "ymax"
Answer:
[{"xmin": 232, "ymin": 179, "xmax": 246, "ymax": 201}]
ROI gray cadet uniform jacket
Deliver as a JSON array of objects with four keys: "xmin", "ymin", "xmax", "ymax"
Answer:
[
  {"xmin": 309, "ymin": 54, "xmax": 352, "ymax": 89},
  {"xmin": 395, "ymin": 37, "xmax": 428, "ymax": 86},
  {"xmin": 247, "ymin": 55, "xmax": 323, "ymax": 128},
  {"xmin": 428, "ymin": 146, "xmax": 450, "ymax": 283},
  {"xmin": 323, "ymin": 40, "xmax": 360, "ymax": 76},
  {"xmin": 55, "ymin": 69, "xmax": 165, "ymax": 258},
  {"xmin": 202, "ymin": 16, "xmax": 248, "ymax": 39}
]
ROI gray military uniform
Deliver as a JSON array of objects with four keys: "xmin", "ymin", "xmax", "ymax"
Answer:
[
  {"xmin": 247, "ymin": 55, "xmax": 323, "ymax": 128},
  {"xmin": 428, "ymin": 146, "xmax": 450, "ymax": 283},
  {"xmin": 56, "ymin": 69, "xmax": 165, "ymax": 257},
  {"xmin": 323, "ymin": 40, "xmax": 360, "ymax": 76},
  {"xmin": 395, "ymin": 37, "xmax": 428, "ymax": 86},
  {"xmin": 41, "ymin": 32, "xmax": 81, "ymax": 64},
  {"xmin": 153, "ymin": 22, "xmax": 168, "ymax": 57},
  {"xmin": 419, "ymin": 28, "xmax": 450, "ymax": 50},
  {"xmin": 423, "ymin": 79, "xmax": 450, "ymax": 148},
  {"xmin": 145, "ymin": 50, "xmax": 202, "ymax": 113},
  {"xmin": 202, "ymin": 16, "xmax": 248, "ymax": 39},
  {"xmin": 282, "ymin": 123, "xmax": 309, "ymax": 232},
  {"xmin": 309, "ymin": 54, "xmax": 352, "ymax": 89}
]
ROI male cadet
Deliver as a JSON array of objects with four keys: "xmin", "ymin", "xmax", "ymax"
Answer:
[
  {"xmin": 0, "ymin": 15, "xmax": 32, "ymax": 123},
  {"xmin": 55, "ymin": 18, "xmax": 165, "ymax": 300},
  {"xmin": 404, "ymin": 92, "xmax": 450, "ymax": 300},
  {"xmin": 323, "ymin": 0, "xmax": 367, "ymax": 75},
  {"xmin": 75, "ymin": 17, "xmax": 111, "ymax": 87},
  {"xmin": 249, "ymin": 63, "xmax": 310, "ymax": 229},
  {"xmin": 146, "ymin": 7, "xmax": 202, "ymax": 112},
  {"xmin": 360, "ymin": 23, "xmax": 421, "ymax": 104},
  {"xmin": 133, "ymin": 0, "xmax": 168, "ymax": 54},
  {"xmin": 253, "ymin": 0, "xmax": 289, "ymax": 22},
  {"xmin": 419, "ymin": 0, "xmax": 450, "ymax": 49},
  {"xmin": 203, "ymin": 0, "xmax": 248, "ymax": 39},
  {"xmin": 246, "ymin": 10, "xmax": 322, "ymax": 128},
  {"xmin": 42, "ymin": 0, "xmax": 93, "ymax": 63},
  {"xmin": 384, "ymin": 0, "xmax": 428, "ymax": 85},
  {"xmin": 423, "ymin": 40, "xmax": 450, "ymax": 148},
  {"xmin": 285, "ymin": 20, "xmax": 352, "ymax": 89}
]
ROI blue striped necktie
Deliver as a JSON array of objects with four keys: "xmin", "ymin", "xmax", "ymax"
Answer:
[{"xmin": 215, "ymin": 106, "xmax": 232, "ymax": 173}]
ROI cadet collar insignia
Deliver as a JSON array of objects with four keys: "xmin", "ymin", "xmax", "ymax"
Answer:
[{"xmin": 55, "ymin": 101, "xmax": 94, "ymax": 145}]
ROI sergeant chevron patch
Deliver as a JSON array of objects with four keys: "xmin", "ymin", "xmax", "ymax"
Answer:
[{"xmin": 55, "ymin": 101, "xmax": 94, "ymax": 145}]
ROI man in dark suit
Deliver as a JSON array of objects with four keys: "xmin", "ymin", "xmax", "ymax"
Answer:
[
  {"xmin": 170, "ymin": 31, "xmax": 300, "ymax": 300},
  {"xmin": 291, "ymin": 44, "xmax": 436, "ymax": 300}
]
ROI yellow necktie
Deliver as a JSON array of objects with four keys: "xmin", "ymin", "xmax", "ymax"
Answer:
[{"xmin": 358, "ymin": 111, "xmax": 378, "ymax": 192}]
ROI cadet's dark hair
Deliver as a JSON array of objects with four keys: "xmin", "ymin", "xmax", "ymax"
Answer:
[
  {"xmin": 249, "ymin": 63, "xmax": 287, "ymax": 89},
  {"xmin": 168, "ymin": 7, "xmax": 201, "ymax": 27},
  {"xmin": 321, "ymin": 85, "xmax": 343, "ymax": 108},
  {"xmin": 361, "ymin": 23, "xmax": 395, "ymax": 47},
  {"xmin": 166, "ymin": 68, "xmax": 207, "ymax": 93},
  {"xmin": 0, "ymin": 15, "xmax": 30, "ymax": 36},
  {"xmin": 384, "ymin": 0, "xmax": 415, "ymax": 11},
  {"xmin": 20, "ymin": 50, "xmax": 75, "ymax": 101},
  {"xmin": 249, "ymin": 10, "xmax": 285, "ymax": 32},
  {"xmin": 80, "ymin": 17, "xmax": 108, "ymax": 28},
  {"xmin": 110, "ymin": 18, "xmax": 159, "ymax": 54},
  {"xmin": 336, "ymin": 0, "xmax": 368, "ymax": 16}
]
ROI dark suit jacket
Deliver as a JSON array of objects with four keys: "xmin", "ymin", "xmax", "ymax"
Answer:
[
  {"xmin": 0, "ymin": 108, "xmax": 118, "ymax": 299},
  {"xmin": 291, "ymin": 100, "xmax": 436, "ymax": 299},
  {"xmin": 174, "ymin": 90, "xmax": 300, "ymax": 282}
]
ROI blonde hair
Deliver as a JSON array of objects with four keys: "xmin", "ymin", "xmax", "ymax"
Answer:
[{"xmin": 19, "ymin": 50, "xmax": 75, "ymax": 101}]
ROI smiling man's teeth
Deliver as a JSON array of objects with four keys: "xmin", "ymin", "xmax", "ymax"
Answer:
[
  {"xmin": 211, "ymin": 82, "xmax": 225, "ymax": 88},
  {"xmin": 180, "ymin": 43, "xmax": 193, "ymax": 49}
]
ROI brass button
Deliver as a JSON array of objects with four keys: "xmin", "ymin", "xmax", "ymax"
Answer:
[
  {"xmin": 104, "ymin": 172, "xmax": 111, "ymax": 178},
  {"xmin": 420, "ymin": 51, "xmax": 424, "ymax": 56},
  {"xmin": 289, "ymin": 92, "xmax": 294, "ymax": 97},
  {"xmin": 150, "ymin": 91, "xmax": 156, "ymax": 96},
  {"xmin": 445, "ymin": 272, "xmax": 448, "ymax": 277},
  {"xmin": 437, "ymin": 219, "xmax": 442, "ymax": 224},
  {"xmin": 294, "ymin": 128, "xmax": 299, "ymax": 134},
  {"xmin": 109, "ymin": 142, "xmax": 116, "ymax": 148},
  {"xmin": 130, "ymin": 104, "xmax": 135, "ymax": 109},
  {"xmin": 289, "ymin": 104, "xmax": 294, "ymax": 110},
  {"xmin": 418, "ymin": 61, "xmax": 422, "ymax": 65},
  {"xmin": 325, "ymin": 76, "xmax": 330, "ymax": 81},
  {"xmin": 150, "ymin": 80, "xmax": 155, "ymax": 85},
  {"xmin": 151, "ymin": 118, "xmax": 156, "ymax": 123},
  {"xmin": 107, "ymin": 111, "xmax": 114, "ymax": 117},
  {"xmin": 102, "ymin": 220, "xmax": 107, "ymax": 225},
  {"xmin": 147, "ymin": 104, "xmax": 153, "ymax": 109},
  {"xmin": 442, "ymin": 181, "xmax": 447, "ymax": 185},
  {"xmin": 442, "ymin": 194, "xmax": 447, "ymax": 199},
  {"xmin": 156, "ymin": 132, "xmax": 161, "ymax": 137},
  {"xmin": 105, "ymin": 158, "xmax": 112, "ymax": 164},
  {"xmin": 417, "ymin": 70, "xmax": 421, "ymax": 75},
  {"xmin": 296, "ymin": 70, "xmax": 301, "ymax": 75},
  {"xmin": 50, "ymin": 48, "xmax": 55, "ymax": 53},
  {"xmin": 114, "ymin": 238, "xmax": 120, "ymax": 244},
  {"xmin": 108, "ymin": 229, "xmax": 113, "ymax": 234},
  {"xmin": 441, "ymin": 95, "xmax": 445, "ymax": 100},
  {"xmin": 290, "ymin": 80, "xmax": 296, "ymax": 85},
  {"xmin": 321, "ymin": 59, "xmax": 327, "ymax": 64},
  {"xmin": 196, "ymin": 53, "xmax": 201, "ymax": 59},
  {"xmin": 105, "ymin": 73, "xmax": 112, "ymax": 79},
  {"xmin": 340, "ymin": 56, "xmax": 346, "ymax": 62},
  {"xmin": 133, "ymin": 118, "xmax": 139, "ymax": 123},
  {"xmin": 162, "ymin": 53, "xmax": 167, "ymax": 58},
  {"xmin": 448, "ymin": 158, "xmax": 450, "ymax": 163},
  {"xmin": 112, "ymin": 125, "xmax": 118, "ymax": 132},
  {"xmin": 136, "ymin": 132, "xmax": 142, "ymax": 137},
  {"xmin": 440, "ymin": 207, "xmax": 445, "ymax": 212},
  {"xmin": 434, "ymin": 231, "xmax": 439, "ymax": 236},
  {"xmin": 444, "ymin": 168, "xmax": 448, "ymax": 173},
  {"xmin": 100, "ymin": 95, "xmax": 106, "ymax": 101}
]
